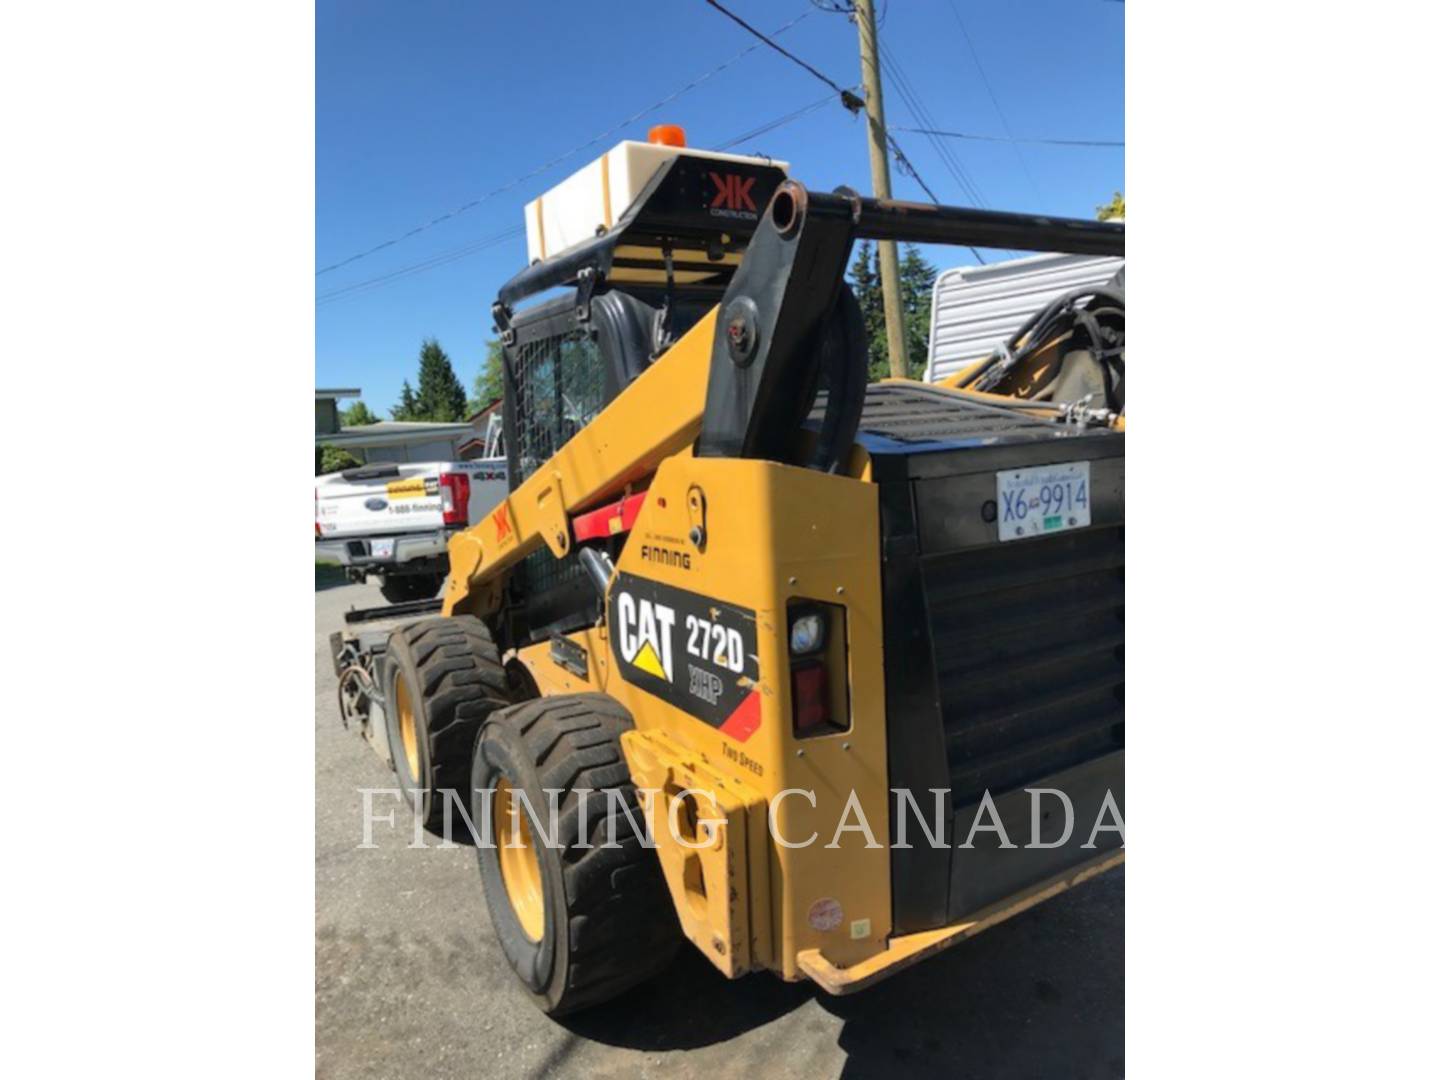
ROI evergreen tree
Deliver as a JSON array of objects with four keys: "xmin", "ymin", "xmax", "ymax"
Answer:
[
  {"xmin": 391, "ymin": 379, "xmax": 419, "ymax": 421},
  {"xmin": 469, "ymin": 339, "xmax": 505, "ymax": 413},
  {"xmin": 848, "ymin": 241, "xmax": 888, "ymax": 381},
  {"xmin": 848, "ymin": 240, "xmax": 938, "ymax": 381},
  {"xmin": 900, "ymin": 244, "xmax": 938, "ymax": 379},
  {"xmin": 412, "ymin": 338, "xmax": 469, "ymax": 421}
]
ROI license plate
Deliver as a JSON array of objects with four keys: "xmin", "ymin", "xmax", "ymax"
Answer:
[
  {"xmin": 996, "ymin": 461, "xmax": 1091, "ymax": 541},
  {"xmin": 370, "ymin": 538, "xmax": 395, "ymax": 559}
]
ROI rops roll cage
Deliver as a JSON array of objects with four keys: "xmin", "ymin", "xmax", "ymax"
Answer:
[{"xmin": 493, "ymin": 154, "xmax": 1124, "ymax": 476}]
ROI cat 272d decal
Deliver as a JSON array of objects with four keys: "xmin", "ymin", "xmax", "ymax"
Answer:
[{"xmin": 607, "ymin": 573, "xmax": 762, "ymax": 742}]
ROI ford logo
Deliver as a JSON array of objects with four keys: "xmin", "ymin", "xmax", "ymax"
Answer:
[{"xmin": 364, "ymin": 497, "xmax": 388, "ymax": 511}]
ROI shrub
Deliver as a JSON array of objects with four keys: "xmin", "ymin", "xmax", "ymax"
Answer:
[{"xmin": 317, "ymin": 445, "xmax": 362, "ymax": 474}]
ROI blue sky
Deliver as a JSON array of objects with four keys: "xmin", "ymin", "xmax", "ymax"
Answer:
[{"xmin": 317, "ymin": 0, "xmax": 1124, "ymax": 416}]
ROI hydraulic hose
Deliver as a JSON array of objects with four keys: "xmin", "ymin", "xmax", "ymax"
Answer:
[{"xmin": 964, "ymin": 286, "xmax": 1125, "ymax": 408}]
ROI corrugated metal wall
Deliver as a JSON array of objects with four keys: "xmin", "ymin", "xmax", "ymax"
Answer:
[{"xmin": 925, "ymin": 252, "xmax": 1124, "ymax": 383}]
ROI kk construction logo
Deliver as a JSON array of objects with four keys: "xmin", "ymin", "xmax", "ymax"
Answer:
[
  {"xmin": 492, "ymin": 503, "xmax": 513, "ymax": 545},
  {"xmin": 709, "ymin": 171, "xmax": 758, "ymax": 220}
]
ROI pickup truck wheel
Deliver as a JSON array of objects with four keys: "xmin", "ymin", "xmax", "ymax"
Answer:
[
  {"xmin": 383, "ymin": 616, "xmax": 507, "ymax": 835},
  {"xmin": 473, "ymin": 694, "xmax": 681, "ymax": 1015},
  {"xmin": 379, "ymin": 573, "xmax": 443, "ymax": 604}
]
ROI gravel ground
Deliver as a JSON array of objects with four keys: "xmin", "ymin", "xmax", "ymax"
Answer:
[{"xmin": 316, "ymin": 579, "xmax": 1124, "ymax": 1079}]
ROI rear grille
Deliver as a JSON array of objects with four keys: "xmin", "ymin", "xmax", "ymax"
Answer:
[
  {"xmin": 925, "ymin": 525, "xmax": 1124, "ymax": 806},
  {"xmin": 867, "ymin": 385, "xmax": 1125, "ymax": 931},
  {"xmin": 813, "ymin": 381, "xmax": 1060, "ymax": 442}
]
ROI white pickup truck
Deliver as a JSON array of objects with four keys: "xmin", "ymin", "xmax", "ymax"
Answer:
[{"xmin": 315, "ymin": 458, "xmax": 508, "ymax": 603}]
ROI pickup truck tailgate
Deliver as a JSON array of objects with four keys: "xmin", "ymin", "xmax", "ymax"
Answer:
[{"xmin": 316, "ymin": 464, "xmax": 446, "ymax": 539}]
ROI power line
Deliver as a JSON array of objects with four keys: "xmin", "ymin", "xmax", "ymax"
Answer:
[
  {"xmin": 807, "ymin": 0, "xmax": 888, "ymax": 26},
  {"xmin": 317, "ymin": 226, "xmax": 524, "ymax": 306},
  {"xmin": 894, "ymin": 126, "xmax": 1123, "ymax": 148},
  {"xmin": 715, "ymin": 91, "xmax": 840, "ymax": 151},
  {"xmin": 856, "ymin": 7, "xmax": 989, "ymax": 207},
  {"xmin": 799, "ymin": 3, "xmax": 988, "ymax": 267},
  {"xmin": 813, "ymin": 4, "xmax": 988, "ymax": 262},
  {"xmin": 876, "ymin": 37, "xmax": 987, "ymax": 208},
  {"xmin": 700, "ymin": 0, "xmax": 962, "ymax": 250},
  {"xmin": 847, "ymin": 6, "xmax": 977, "ymax": 206},
  {"xmin": 882, "ymin": 136, "xmax": 939, "ymax": 202},
  {"xmin": 867, "ymin": 33, "xmax": 989, "ymax": 261},
  {"xmin": 316, "ymin": 9, "xmax": 813, "ymax": 277},
  {"xmin": 702, "ymin": 0, "xmax": 863, "ymax": 111},
  {"xmin": 882, "ymin": 129, "xmax": 986, "ymax": 265},
  {"xmin": 318, "ymin": 4, "xmax": 1031, "ymax": 304},
  {"xmin": 945, "ymin": 0, "xmax": 1041, "ymax": 198},
  {"xmin": 318, "ymin": 91, "xmax": 853, "ymax": 307}
]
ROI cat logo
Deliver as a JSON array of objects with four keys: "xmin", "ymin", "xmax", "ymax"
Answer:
[
  {"xmin": 607, "ymin": 573, "xmax": 761, "ymax": 733},
  {"xmin": 615, "ymin": 591, "xmax": 676, "ymax": 683}
]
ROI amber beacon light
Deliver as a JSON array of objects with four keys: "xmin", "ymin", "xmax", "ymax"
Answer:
[{"xmin": 647, "ymin": 124, "xmax": 687, "ymax": 147}]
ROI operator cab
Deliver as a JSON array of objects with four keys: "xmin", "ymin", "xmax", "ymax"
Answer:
[{"xmin": 491, "ymin": 131, "xmax": 790, "ymax": 647}]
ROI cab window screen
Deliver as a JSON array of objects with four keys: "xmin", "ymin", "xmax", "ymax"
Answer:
[{"xmin": 511, "ymin": 329, "xmax": 605, "ymax": 485}]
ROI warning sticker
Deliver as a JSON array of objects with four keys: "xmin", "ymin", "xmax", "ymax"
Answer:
[
  {"xmin": 608, "ymin": 572, "xmax": 761, "ymax": 741},
  {"xmin": 807, "ymin": 898, "xmax": 844, "ymax": 933}
]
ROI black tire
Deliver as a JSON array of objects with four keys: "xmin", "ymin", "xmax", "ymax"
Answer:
[
  {"xmin": 379, "ymin": 572, "xmax": 443, "ymax": 604},
  {"xmin": 473, "ymin": 694, "xmax": 682, "ymax": 1015},
  {"xmin": 384, "ymin": 616, "xmax": 507, "ymax": 835}
]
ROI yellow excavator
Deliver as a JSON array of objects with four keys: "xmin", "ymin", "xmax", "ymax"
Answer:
[{"xmin": 332, "ymin": 129, "xmax": 1124, "ymax": 1014}]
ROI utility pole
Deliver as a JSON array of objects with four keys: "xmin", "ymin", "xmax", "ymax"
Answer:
[{"xmin": 854, "ymin": 0, "xmax": 909, "ymax": 379}]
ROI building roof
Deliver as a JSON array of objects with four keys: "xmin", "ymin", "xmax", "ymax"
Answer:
[
  {"xmin": 316, "ymin": 420, "xmax": 475, "ymax": 448},
  {"xmin": 316, "ymin": 387, "xmax": 362, "ymax": 401},
  {"xmin": 466, "ymin": 398, "xmax": 502, "ymax": 424}
]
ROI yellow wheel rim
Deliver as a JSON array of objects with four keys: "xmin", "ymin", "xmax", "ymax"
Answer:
[
  {"xmin": 495, "ymin": 779, "xmax": 545, "ymax": 941},
  {"xmin": 394, "ymin": 672, "xmax": 420, "ymax": 783}
]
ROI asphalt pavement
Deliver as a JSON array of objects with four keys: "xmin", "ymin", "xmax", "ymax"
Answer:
[{"xmin": 316, "ymin": 578, "xmax": 1124, "ymax": 1079}]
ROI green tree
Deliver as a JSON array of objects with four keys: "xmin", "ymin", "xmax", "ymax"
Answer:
[
  {"xmin": 847, "ymin": 241, "xmax": 937, "ymax": 381},
  {"xmin": 900, "ymin": 245, "xmax": 938, "ymax": 379},
  {"xmin": 317, "ymin": 445, "xmax": 362, "ymax": 474},
  {"xmin": 392, "ymin": 339, "xmax": 468, "ymax": 421},
  {"xmin": 414, "ymin": 338, "xmax": 469, "ymax": 421},
  {"xmin": 391, "ymin": 380, "xmax": 419, "ymax": 420},
  {"xmin": 848, "ymin": 241, "xmax": 888, "ymax": 380},
  {"xmin": 469, "ymin": 338, "xmax": 505, "ymax": 413},
  {"xmin": 341, "ymin": 399, "xmax": 381, "ymax": 426},
  {"xmin": 1097, "ymin": 192, "xmax": 1125, "ymax": 221}
]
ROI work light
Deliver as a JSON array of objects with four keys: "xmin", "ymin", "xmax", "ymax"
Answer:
[{"xmin": 789, "ymin": 611, "xmax": 825, "ymax": 655}]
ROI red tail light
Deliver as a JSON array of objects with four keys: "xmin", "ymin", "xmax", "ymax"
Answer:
[
  {"xmin": 439, "ymin": 472, "xmax": 471, "ymax": 526},
  {"xmin": 315, "ymin": 488, "xmax": 322, "ymax": 537},
  {"xmin": 791, "ymin": 663, "xmax": 832, "ymax": 732},
  {"xmin": 788, "ymin": 601, "xmax": 850, "ymax": 739}
]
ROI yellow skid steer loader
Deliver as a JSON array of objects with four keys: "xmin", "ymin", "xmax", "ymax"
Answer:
[{"xmin": 331, "ymin": 130, "xmax": 1124, "ymax": 1014}]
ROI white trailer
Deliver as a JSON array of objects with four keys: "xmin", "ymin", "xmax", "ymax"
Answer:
[{"xmin": 926, "ymin": 251, "xmax": 1125, "ymax": 384}]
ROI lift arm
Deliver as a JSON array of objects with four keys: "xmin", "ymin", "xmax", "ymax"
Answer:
[
  {"xmin": 696, "ymin": 181, "xmax": 1123, "ymax": 469},
  {"xmin": 441, "ymin": 307, "xmax": 718, "ymax": 615}
]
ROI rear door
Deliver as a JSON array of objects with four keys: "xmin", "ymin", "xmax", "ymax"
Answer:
[{"xmin": 315, "ymin": 463, "xmax": 445, "ymax": 540}]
